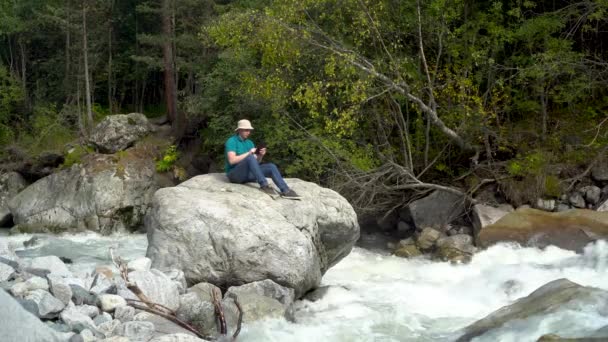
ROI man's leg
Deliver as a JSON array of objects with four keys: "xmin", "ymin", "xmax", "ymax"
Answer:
[
  {"xmin": 227, "ymin": 154, "xmax": 268, "ymax": 188},
  {"xmin": 259, "ymin": 163, "xmax": 289, "ymax": 193}
]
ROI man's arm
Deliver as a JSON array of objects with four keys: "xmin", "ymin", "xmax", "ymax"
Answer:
[{"xmin": 227, "ymin": 149, "xmax": 256, "ymax": 165}]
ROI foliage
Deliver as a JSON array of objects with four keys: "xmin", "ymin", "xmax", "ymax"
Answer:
[{"xmin": 156, "ymin": 145, "xmax": 179, "ymax": 172}]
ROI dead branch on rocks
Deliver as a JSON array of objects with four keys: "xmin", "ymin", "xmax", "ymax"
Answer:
[
  {"xmin": 212, "ymin": 287, "xmax": 227, "ymax": 335},
  {"xmin": 127, "ymin": 301, "xmax": 206, "ymax": 339},
  {"xmin": 232, "ymin": 296, "xmax": 243, "ymax": 340}
]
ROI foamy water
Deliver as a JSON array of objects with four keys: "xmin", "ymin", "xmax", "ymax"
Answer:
[{"xmin": 3, "ymin": 232, "xmax": 608, "ymax": 341}]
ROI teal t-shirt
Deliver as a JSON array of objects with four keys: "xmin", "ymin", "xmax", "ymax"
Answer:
[{"xmin": 224, "ymin": 134, "xmax": 255, "ymax": 174}]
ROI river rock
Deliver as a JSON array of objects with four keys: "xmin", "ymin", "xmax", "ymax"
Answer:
[
  {"xmin": 117, "ymin": 321, "xmax": 155, "ymax": 341},
  {"xmin": 225, "ymin": 279, "xmax": 295, "ymax": 307},
  {"xmin": 435, "ymin": 234, "xmax": 476, "ymax": 263},
  {"xmin": 48, "ymin": 275, "xmax": 73, "ymax": 305},
  {"xmin": 89, "ymin": 113, "xmax": 152, "ymax": 154},
  {"xmin": 98, "ymin": 294, "xmax": 127, "ymax": 312},
  {"xmin": 597, "ymin": 199, "xmax": 608, "ymax": 212},
  {"xmin": 0, "ymin": 289, "xmax": 64, "ymax": 341},
  {"xmin": 60, "ymin": 305, "xmax": 97, "ymax": 333},
  {"xmin": 394, "ymin": 244, "xmax": 422, "ymax": 258},
  {"xmin": 403, "ymin": 190, "xmax": 466, "ymax": 231},
  {"xmin": 187, "ymin": 282, "xmax": 220, "ymax": 302},
  {"xmin": 71, "ymin": 284, "xmax": 98, "ymax": 306},
  {"xmin": 114, "ymin": 305, "xmax": 135, "ymax": 322},
  {"xmin": 472, "ymin": 204, "xmax": 514, "ymax": 235},
  {"xmin": 0, "ymin": 262, "xmax": 15, "ymax": 282},
  {"xmin": 165, "ymin": 269, "xmax": 187, "ymax": 294},
  {"xmin": 9, "ymin": 144, "xmax": 158, "ymax": 234},
  {"xmin": 20, "ymin": 289, "xmax": 66, "ymax": 318},
  {"xmin": 28, "ymin": 256, "xmax": 72, "ymax": 277},
  {"xmin": 456, "ymin": 279, "xmax": 608, "ymax": 341},
  {"xmin": 176, "ymin": 292, "xmax": 216, "ymax": 336},
  {"xmin": 98, "ymin": 319, "xmax": 122, "ymax": 337},
  {"xmin": 94, "ymin": 312, "xmax": 113, "ymax": 326},
  {"xmin": 77, "ymin": 304, "xmax": 100, "ymax": 318},
  {"xmin": 569, "ymin": 192, "xmax": 586, "ymax": 208},
  {"xmin": 581, "ymin": 185, "xmax": 602, "ymax": 205},
  {"xmin": 128, "ymin": 269, "xmax": 180, "ymax": 311},
  {"xmin": 127, "ymin": 257, "xmax": 152, "ymax": 272},
  {"xmin": 146, "ymin": 174, "xmax": 359, "ymax": 298},
  {"xmin": 416, "ymin": 227, "xmax": 442, "ymax": 251},
  {"xmin": 223, "ymin": 292, "xmax": 285, "ymax": 324},
  {"xmin": 477, "ymin": 208, "xmax": 608, "ymax": 251},
  {"xmin": 0, "ymin": 171, "xmax": 27, "ymax": 226}
]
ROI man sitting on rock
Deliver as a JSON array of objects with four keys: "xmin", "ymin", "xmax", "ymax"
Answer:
[{"xmin": 225, "ymin": 119, "xmax": 301, "ymax": 199}]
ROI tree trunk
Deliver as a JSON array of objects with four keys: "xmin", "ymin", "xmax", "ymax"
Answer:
[
  {"xmin": 107, "ymin": 0, "xmax": 114, "ymax": 114},
  {"xmin": 82, "ymin": 2, "xmax": 93, "ymax": 132},
  {"xmin": 18, "ymin": 38, "xmax": 30, "ymax": 111},
  {"xmin": 161, "ymin": 0, "xmax": 180, "ymax": 136}
]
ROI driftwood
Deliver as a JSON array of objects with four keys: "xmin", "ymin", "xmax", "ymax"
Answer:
[{"xmin": 110, "ymin": 248, "xmax": 244, "ymax": 340}]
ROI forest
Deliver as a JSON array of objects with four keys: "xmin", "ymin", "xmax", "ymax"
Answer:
[{"xmin": 1, "ymin": 0, "xmax": 607, "ymax": 214}]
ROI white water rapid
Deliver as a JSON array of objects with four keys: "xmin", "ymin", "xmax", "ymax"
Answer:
[{"xmin": 3, "ymin": 232, "xmax": 608, "ymax": 342}]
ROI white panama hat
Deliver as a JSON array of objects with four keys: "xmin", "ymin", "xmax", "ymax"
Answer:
[{"xmin": 235, "ymin": 119, "xmax": 254, "ymax": 131}]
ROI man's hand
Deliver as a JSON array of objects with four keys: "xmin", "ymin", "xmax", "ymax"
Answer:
[
  {"xmin": 258, "ymin": 147, "xmax": 267, "ymax": 156},
  {"xmin": 249, "ymin": 148, "xmax": 257, "ymax": 155}
]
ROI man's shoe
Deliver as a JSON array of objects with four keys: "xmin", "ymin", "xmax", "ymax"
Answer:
[
  {"xmin": 260, "ymin": 185, "xmax": 279, "ymax": 197},
  {"xmin": 281, "ymin": 189, "xmax": 302, "ymax": 200}
]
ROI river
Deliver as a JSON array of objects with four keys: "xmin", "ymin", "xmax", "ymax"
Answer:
[{"xmin": 3, "ymin": 232, "xmax": 608, "ymax": 341}]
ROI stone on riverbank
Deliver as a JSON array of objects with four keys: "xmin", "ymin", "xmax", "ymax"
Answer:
[
  {"xmin": 146, "ymin": 173, "xmax": 359, "ymax": 298},
  {"xmin": 477, "ymin": 208, "xmax": 608, "ymax": 251}
]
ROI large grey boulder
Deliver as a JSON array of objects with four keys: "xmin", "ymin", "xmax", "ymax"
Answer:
[
  {"xmin": 89, "ymin": 113, "xmax": 152, "ymax": 154},
  {"xmin": 591, "ymin": 161, "xmax": 608, "ymax": 182},
  {"xmin": 176, "ymin": 292, "xmax": 216, "ymax": 336},
  {"xmin": 0, "ymin": 289, "xmax": 64, "ymax": 341},
  {"xmin": 0, "ymin": 171, "xmax": 27, "ymax": 226},
  {"xmin": 0, "ymin": 262, "xmax": 15, "ymax": 282},
  {"xmin": 457, "ymin": 279, "xmax": 608, "ymax": 341},
  {"xmin": 404, "ymin": 190, "xmax": 466, "ymax": 231},
  {"xmin": 146, "ymin": 174, "xmax": 359, "ymax": 298},
  {"xmin": 60, "ymin": 305, "xmax": 97, "ymax": 333},
  {"xmin": 28, "ymin": 256, "xmax": 72, "ymax": 277},
  {"xmin": 9, "ymin": 147, "xmax": 157, "ymax": 234}
]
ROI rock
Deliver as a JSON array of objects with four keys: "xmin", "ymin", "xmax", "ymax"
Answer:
[
  {"xmin": 9, "ymin": 147, "xmax": 158, "ymax": 234},
  {"xmin": 19, "ymin": 289, "xmax": 65, "ymax": 318},
  {"xmin": 0, "ymin": 262, "xmax": 15, "ymax": 282},
  {"xmin": 95, "ymin": 266, "xmax": 114, "ymax": 279},
  {"xmin": 114, "ymin": 305, "xmax": 135, "ymax": 322},
  {"xmin": 477, "ymin": 208, "xmax": 608, "ymax": 251},
  {"xmin": 28, "ymin": 256, "xmax": 72, "ymax": 277},
  {"xmin": 88, "ymin": 273, "xmax": 116, "ymax": 295},
  {"xmin": 98, "ymin": 294, "xmax": 127, "ymax": 312},
  {"xmin": 555, "ymin": 203, "xmax": 571, "ymax": 212},
  {"xmin": 10, "ymin": 281, "xmax": 28, "ymax": 297},
  {"xmin": 187, "ymin": 282, "xmax": 220, "ymax": 302},
  {"xmin": 303, "ymin": 286, "xmax": 333, "ymax": 302},
  {"xmin": 397, "ymin": 237, "xmax": 415, "ymax": 248},
  {"xmin": 0, "ymin": 239, "xmax": 18, "ymax": 260},
  {"xmin": 176, "ymin": 292, "xmax": 216, "ymax": 336},
  {"xmin": 456, "ymin": 279, "xmax": 608, "ymax": 341},
  {"xmin": 223, "ymin": 292, "xmax": 285, "ymax": 324},
  {"xmin": 77, "ymin": 304, "xmax": 100, "ymax": 318},
  {"xmin": 597, "ymin": 199, "xmax": 608, "ymax": 212},
  {"xmin": 117, "ymin": 321, "xmax": 155, "ymax": 341},
  {"xmin": 0, "ymin": 171, "xmax": 28, "ymax": 226},
  {"xmin": 89, "ymin": 113, "xmax": 152, "ymax": 154},
  {"xmin": 397, "ymin": 221, "xmax": 413, "ymax": 235},
  {"xmin": 568, "ymin": 192, "xmax": 586, "ymax": 208},
  {"xmin": 149, "ymin": 333, "xmax": 208, "ymax": 342},
  {"xmin": 146, "ymin": 174, "xmax": 359, "ymax": 298},
  {"xmin": 60, "ymin": 306, "xmax": 97, "ymax": 333},
  {"xmin": 25, "ymin": 276, "xmax": 50, "ymax": 291},
  {"xmin": 127, "ymin": 257, "xmax": 152, "ymax": 272},
  {"xmin": 591, "ymin": 162, "xmax": 608, "ymax": 182},
  {"xmin": 536, "ymin": 198, "xmax": 556, "ymax": 211},
  {"xmin": 435, "ymin": 235, "xmax": 476, "ymax": 263},
  {"xmin": 393, "ymin": 244, "xmax": 422, "ymax": 258},
  {"xmin": 97, "ymin": 319, "xmax": 122, "ymax": 337},
  {"xmin": 78, "ymin": 329, "xmax": 97, "ymax": 342},
  {"xmin": 225, "ymin": 279, "xmax": 295, "ymax": 307},
  {"xmin": 128, "ymin": 269, "xmax": 180, "ymax": 311},
  {"xmin": 0, "ymin": 289, "xmax": 64, "ymax": 341},
  {"xmin": 416, "ymin": 227, "xmax": 442, "ymax": 251},
  {"xmin": 48, "ymin": 275, "xmax": 73, "ymax": 305},
  {"xmin": 71, "ymin": 285, "xmax": 98, "ymax": 306},
  {"xmin": 94, "ymin": 312, "xmax": 113, "ymax": 326},
  {"xmin": 581, "ymin": 186, "xmax": 602, "ymax": 205},
  {"xmin": 403, "ymin": 190, "xmax": 466, "ymax": 231},
  {"xmin": 375, "ymin": 210, "xmax": 399, "ymax": 231},
  {"xmin": 165, "ymin": 269, "xmax": 187, "ymax": 295},
  {"xmin": 134, "ymin": 311, "xmax": 198, "ymax": 338},
  {"xmin": 100, "ymin": 337, "xmax": 130, "ymax": 342},
  {"xmin": 472, "ymin": 204, "xmax": 513, "ymax": 236}
]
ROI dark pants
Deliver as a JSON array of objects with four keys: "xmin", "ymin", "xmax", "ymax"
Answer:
[{"xmin": 227, "ymin": 154, "xmax": 289, "ymax": 193}]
